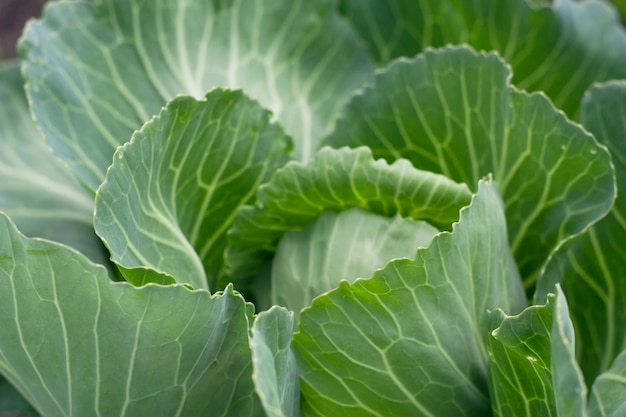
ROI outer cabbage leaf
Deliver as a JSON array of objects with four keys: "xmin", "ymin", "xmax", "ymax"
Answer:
[
  {"xmin": 271, "ymin": 208, "xmax": 438, "ymax": 318},
  {"xmin": 487, "ymin": 286, "xmax": 587, "ymax": 417},
  {"xmin": 225, "ymin": 146, "xmax": 472, "ymax": 285},
  {"xmin": 0, "ymin": 213, "xmax": 262, "ymax": 417},
  {"xmin": 292, "ymin": 180, "xmax": 527, "ymax": 416},
  {"xmin": 94, "ymin": 89, "xmax": 291, "ymax": 291},
  {"xmin": 19, "ymin": 0, "xmax": 373, "ymax": 189},
  {"xmin": 536, "ymin": 81, "xmax": 626, "ymax": 385},
  {"xmin": 250, "ymin": 306, "xmax": 300, "ymax": 417},
  {"xmin": 0, "ymin": 61, "xmax": 109, "ymax": 269},
  {"xmin": 338, "ymin": 0, "xmax": 626, "ymax": 117},
  {"xmin": 323, "ymin": 46, "xmax": 615, "ymax": 289}
]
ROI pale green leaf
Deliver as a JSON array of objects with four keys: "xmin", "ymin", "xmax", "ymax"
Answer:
[
  {"xmin": 487, "ymin": 286, "xmax": 587, "ymax": 417},
  {"xmin": 272, "ymin": 207, "xmax": 438, "ymax": 318},
  {"xmin": 0, "ymin": 213, "xmax": 262, "ymax": 417},
  {"xmin": 250, "ymin": 306, "xmax": 300, "ymax": 417},
  {"xmin": 535, "ymin": 81, "xmax": 626, "ymax": 385},
  {"xmin": 225, "ymin": 146, "xmax": 472, "ymax": 286},
  {"xmin": 292, "ymin": 180, "xmax": 526, "ymax": 416},
  {"xmin": 0, "ymin": 61, "xmax": 109, "ymax": 269},
  {"xmin": 338, "ymin": 0, "xmax": 626, "ymax": 117},
  {"xmin": 323, "ymin": 46, "xmax": 615, "ymax": 289},
  {"xmin": 19, "ymin": 0, "xmax": 373, "ymax": 190},
  {"xmin": 94, "ymin": 89, "xmax": 291, "ymax": 291},
  {"xmin": 589, "ymin": 351, "xmax": 626, "ymax": 417}
]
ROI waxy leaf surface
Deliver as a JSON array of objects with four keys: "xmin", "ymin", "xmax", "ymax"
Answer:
[
  {"xmin": 324, "ymin": 46, "xmax": 615, "ymax": 288},
  {"xmin": 536, "ymin": 81, "xmax": 626, "ymax": 385},
  {"xmin": 271, "ymin": 208, "xmax": 438, "ymax": 318},
  {"xmin": 95, "ymin": 89, "xmax": 291, "ymax": 290},
  {"xmin": 0, "ymin": 62, "xmax": 108, "ymax": 268},
  {"xmin": 250, "ymin": 306, "xmax": 300, "ymax": 417},
  {"xmin": 293, "ymin": 180, "xmax": 526, "ymax": 416},
  {"xmin": 20, "ymin": 0, "xmax": 373, "ymax": 189},
  {"xmin": 0, "ymin": 214, "xmax": 262, "ymax": 417},
  {"xmin": 589, "ymin": 351, "xmax": 626, "ymax": 416},
  {"xmin": 487, "ymin": 287, "xmax": 587, "ymax": 417},
  {"xmin": 226, "ymin": 146, "xmax": 472, "ymax": 285},
  {"xmin": 339, "ymin": 0, "xmax": 626, "ymax": 117}
]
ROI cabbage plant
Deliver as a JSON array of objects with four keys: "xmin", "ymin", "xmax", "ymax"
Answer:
[{"xmin": 1, "ymin": 0, "xmax": 625, "ymax": 416}]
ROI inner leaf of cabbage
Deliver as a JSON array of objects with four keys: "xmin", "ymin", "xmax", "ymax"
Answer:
[{"xmin": 271, "ymin": 207, "xmax": 439, "ymax": 317}]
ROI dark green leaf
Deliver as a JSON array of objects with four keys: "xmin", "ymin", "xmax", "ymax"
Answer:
[
  {"xmin": 536, "ymin": 81, "xmax": 626, "ymax": 385},
  {"xmin": 324, "ymin": 46, "xmax": 615, "ymax": 290},
  {"xmin": 0, "ymin": 213, "xmax": 262, "ymax": 417},
  {"xmin": 339, "ymin": 0, "xmax": 626, "ymax": 117},
  {"xmin": 293, "ymin": 180, "xmax": 526, "ymax": 416},
  {"xmin": 20, "ymin": 0, "xmax": 373, "ymax": 190},
  {"xmin": 0, "ymin": 61, "xmax": 109, "ymax": 269},
  {"xmin": 94, "ymin": 89, "xmax": 291, "ymax": 290},
  {"xmin": 0, "ymin": 376, "xmax": 37, "ymax": 416},
  {"xmin": 225, "ymin": 146, "xmax": 472, "ymax": 286}
]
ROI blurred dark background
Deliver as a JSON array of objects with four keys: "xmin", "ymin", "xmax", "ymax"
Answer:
[{"xmin": 0, "ymin": 0, "xmax": 46, "ymax": 60}]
